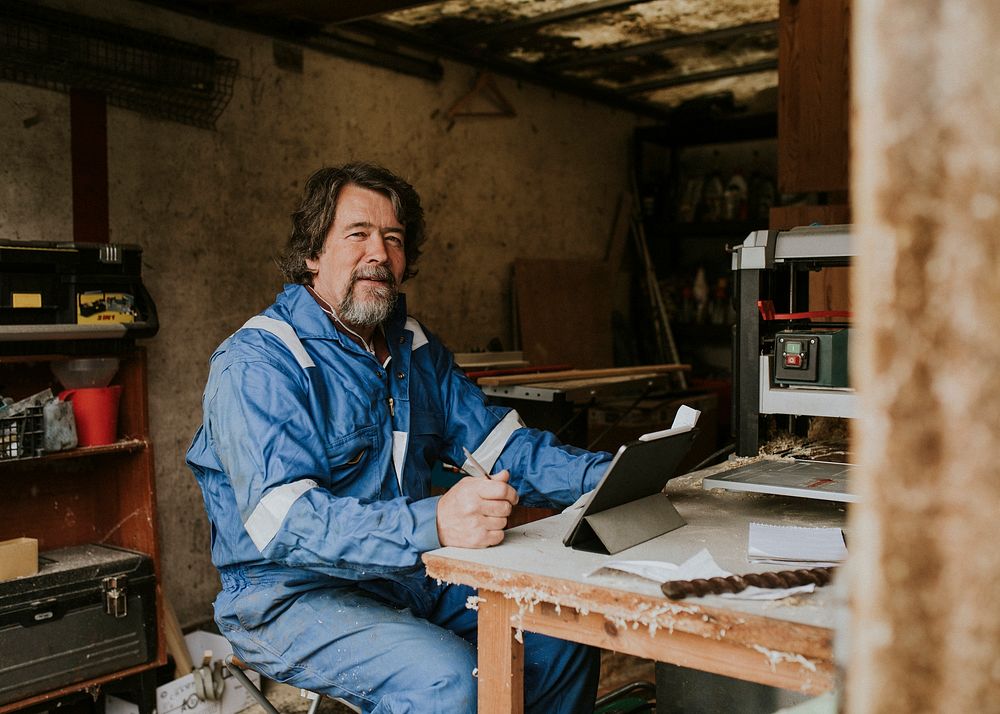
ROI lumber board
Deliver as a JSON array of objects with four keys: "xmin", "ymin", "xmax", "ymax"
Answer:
[
  {"xmin": 478, "ymin": 592, "xmax": 524, "ymax": 714},
  {"xmin": 163, "ymin": 596, "xmax": 193, "ymax": 678},
  {"xmin": 476, "ymin": 363, "xmax": 690, "ymax": 387},
  {"xmin": 514, "ymin": 259, "xmax": 612, "ymax": 369}
]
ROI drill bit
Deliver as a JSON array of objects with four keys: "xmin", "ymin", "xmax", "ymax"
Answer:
[{"xmin": 661, "ymin": 566, "xmax": 835, "ymax": 599}]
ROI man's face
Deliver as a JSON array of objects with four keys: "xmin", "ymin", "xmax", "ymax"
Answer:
[{"xmin": 307, "ymin": 184, "xmax": 407, "ymax": 328}]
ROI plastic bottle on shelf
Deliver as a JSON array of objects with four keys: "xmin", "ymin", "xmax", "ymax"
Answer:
[
  {"xmin": 724, "ymin": 170, "xmax": 748, "ymax": 221},
  {"xmin": 698, "ymin": 151, "xmax": 724, "ymax": 222},
  {"xmin": 700, "ymin": 171, "xmax": 724, "ymax": 222},
  {"xmin": 677, "ymin": 175, "xmax": 703, "ymax": 223}
]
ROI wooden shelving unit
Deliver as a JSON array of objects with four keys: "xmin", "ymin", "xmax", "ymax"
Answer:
[{"xmin": 0, "ymin": 346, "xmax": 164, "ymax": 714}]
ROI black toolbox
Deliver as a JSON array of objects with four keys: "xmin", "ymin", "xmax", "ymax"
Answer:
[
  {"xmin": 0, "ymin": 240, "xmax": 158, "ymax": 338},
  {"xmin": 0, "ymin": 544, "xmax": 157, "ymax": 706}
]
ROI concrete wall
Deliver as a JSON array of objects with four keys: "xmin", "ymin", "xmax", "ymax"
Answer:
[{"xmin": 0, "ymin": 1, "xmax": 638, "ymax": 624}]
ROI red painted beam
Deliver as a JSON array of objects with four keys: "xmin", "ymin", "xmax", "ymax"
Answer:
[{"xmin": 70, "ymin": 89, "xmax": 109, "ymax": 244}]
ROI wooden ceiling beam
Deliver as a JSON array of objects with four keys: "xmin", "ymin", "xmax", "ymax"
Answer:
[
  {"xmin": 546, "ymin": 20, "xmax": 778, "ymax": 71},
  {"xmin": 622, "ymin": 58, "xmax": 777, "ymax": 94},
  {"xmin": 210, "ymin": 0, "xmax": 440, "ymax": 25},
  {"xmin": 455, "ymin": 0, "xmax": 657, "ymax": 43}
]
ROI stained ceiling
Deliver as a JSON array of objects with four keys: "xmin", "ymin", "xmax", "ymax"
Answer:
[{"xmin": 153, "ymin": 0, "xmax": 779, "ymax": 121}]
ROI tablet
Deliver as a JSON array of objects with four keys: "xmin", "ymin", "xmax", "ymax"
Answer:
[{"xmin": 562, "ymin": 426, "xmax": 699, "ymax": 553}]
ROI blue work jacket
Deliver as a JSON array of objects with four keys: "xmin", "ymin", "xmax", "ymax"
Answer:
[{"xmin": 187, "ymin": 284, "xmax": 611, "ymax": 586}]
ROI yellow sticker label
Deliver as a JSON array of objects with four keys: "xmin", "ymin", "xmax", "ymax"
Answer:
[
  {"xmin": 77, "ymin": 291, "xmax": 136, "ymax": 324},
  {"xmin": 12, "ymin": 293, "xmax": 42, "ymax": 308}
]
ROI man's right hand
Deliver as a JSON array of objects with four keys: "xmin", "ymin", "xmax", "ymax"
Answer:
[{"xmin": 436, "ymin": 470, "xmax": 519, "ymax": 548}]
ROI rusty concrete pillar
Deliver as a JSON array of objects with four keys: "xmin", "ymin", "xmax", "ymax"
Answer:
[{"xmin": 850, "ymin": 1, "xmax": 1000, "ymax": 711}]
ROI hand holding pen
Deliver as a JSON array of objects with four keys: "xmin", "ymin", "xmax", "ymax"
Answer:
[
  {"xmin": 435, "ymin": 447, "xmax": 518, "ymax": 548},
  {"xmin": 461, "ymin": 447, "xmax": 493, "ymax": 479}
]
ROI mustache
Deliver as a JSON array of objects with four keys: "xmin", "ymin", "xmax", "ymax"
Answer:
[{"xmin": 351, "ymin": 265, "xmax": 397, "ymax": 288}]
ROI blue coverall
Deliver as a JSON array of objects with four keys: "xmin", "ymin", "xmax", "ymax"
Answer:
[{"xmin": 186, "ymin": 284, "xmax": 613, "ymax": 713}]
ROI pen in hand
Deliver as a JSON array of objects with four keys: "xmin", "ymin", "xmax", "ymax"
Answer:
[{"xmin": 461, "ymin": 447, "xmax": 492, "ymax": 480}]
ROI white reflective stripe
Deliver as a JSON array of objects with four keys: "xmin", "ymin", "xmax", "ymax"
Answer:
[
  {"xmin": 405, "ymin": 317, "xmax": 428, "ymax": 350},
  {"xmin": 244, "ymin": 479, "xmax": 318, "ymax": 551},
  {"xmin": 465, "ymin": 409, "xmax": 524, "ymax": 475},
  {"xmin": 392, "ymin": 430, "xmax": 408, "ymax": 492},
  {"xmin": 241, "ymin": 315, "xmax": 315, "ymax": 369}
]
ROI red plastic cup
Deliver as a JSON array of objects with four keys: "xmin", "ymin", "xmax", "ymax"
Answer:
[{"xmin": 59, "ymin": 386, "xmax": 122, "ymax": 447}]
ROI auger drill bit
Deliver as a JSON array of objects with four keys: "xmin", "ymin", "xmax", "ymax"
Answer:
[{"xmin": 661, "ymin": 566, "xmax": 835, "ymax": 599}]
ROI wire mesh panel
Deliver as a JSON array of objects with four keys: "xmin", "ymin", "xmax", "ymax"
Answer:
[
  {"xmin": 0, "ymin": 1, "xmax": 238, "ymax": 129},
  {"xmin": 0, "ymin": 405, "xmax": 44, "ymax": 460}
]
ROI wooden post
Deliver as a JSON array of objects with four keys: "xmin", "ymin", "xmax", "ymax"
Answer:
[
  {"xmin": 851, "ymin": 0, "xmax": 1000, "ymax": 711},
  {"xmin": 70, "ymin": 89, "xmax": 109, "ymax": 244},
  {"xmin": 162, "ymin": 595, "xmax": 193, "ymax": 679},
  {"xmin": 477, "ymin": 590, "xmax": 523, "ymax": 714}
]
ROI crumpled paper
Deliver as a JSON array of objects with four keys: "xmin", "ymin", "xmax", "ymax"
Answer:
[{"xmin": 584, "ymin": 548, "xmax": 816, "ymax": 600}]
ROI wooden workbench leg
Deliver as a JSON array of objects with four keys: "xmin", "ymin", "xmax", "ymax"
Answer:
[{"xmin": 477, "ymin": 589, "xmax": 524, "ymax": 714}]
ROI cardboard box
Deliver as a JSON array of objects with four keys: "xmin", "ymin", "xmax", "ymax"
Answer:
[
  {"xmin": 0, "ymin": 537, "xmax": 38, "ymax": 582},
  {"xmin": 106, "ymin": 630, "xmax": 259, "ymax": 714}
]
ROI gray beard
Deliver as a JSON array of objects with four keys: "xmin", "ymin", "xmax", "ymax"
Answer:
[{"xmin": 337, "ymin": 278, "xmax": 398, "ymax": 327}]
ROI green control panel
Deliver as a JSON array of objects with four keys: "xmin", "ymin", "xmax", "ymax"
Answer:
[{"xmin": 774, "ymin": 328, "xmax": 851, "ymax": 388}]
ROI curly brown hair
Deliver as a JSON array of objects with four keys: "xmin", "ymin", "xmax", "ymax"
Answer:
[{"xmin": 278, "ymin": 163, "xmax": 426, "ymax": 284}]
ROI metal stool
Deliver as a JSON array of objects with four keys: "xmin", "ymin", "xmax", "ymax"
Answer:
[{"xmin": 224, "ymin": 654, "xmax": 361, "ymax": 714}]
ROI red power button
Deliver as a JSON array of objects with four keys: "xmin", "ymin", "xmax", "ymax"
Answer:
[{"xmin": 784, "ymin": 354, "xmax": 802, "ymax": 367}]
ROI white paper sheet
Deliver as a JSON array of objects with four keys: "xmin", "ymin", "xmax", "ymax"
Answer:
[
  {"xmin": 585, "ymin": 548, "xmax": 816, "ymax": 600},
  {"xmin": 748, "ymin": 522, "xmax": 847, "ymax": 567},
  {"xmin": 563, "ymin": 405, "xmax": 702, "ymax": 514},
  {"xmin": 637, "ymin": 404, "xmax": 701, "ymax": 441}
]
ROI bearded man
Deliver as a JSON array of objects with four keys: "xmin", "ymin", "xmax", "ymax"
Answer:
[{"xmin": 186, "ymin": 163, "xmax": 611, "ymax": 714}]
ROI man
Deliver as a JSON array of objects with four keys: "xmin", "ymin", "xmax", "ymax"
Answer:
[{"xmin": 187, "ymin": 163, "xmax": 612, "ymax": 713}]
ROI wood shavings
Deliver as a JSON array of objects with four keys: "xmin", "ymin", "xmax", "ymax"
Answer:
[
  {"xmin": 500, "ymin": 586, "xmax": 547, "ymax": 644},
  {"xmin": 751, "ymin": 643, "xmax": 818, "ymax": 673},
  {"xmin": 759, "ymin": 430, "xmax": 849, "ymax": 463},
  {"xmin": 479, "ymin": 581, "xmax": 707, "ymax": 643}
]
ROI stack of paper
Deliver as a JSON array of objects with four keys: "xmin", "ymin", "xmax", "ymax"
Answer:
[{"xmin": 748, "ymin": 522, "xmax": 847, "ymax": 567}]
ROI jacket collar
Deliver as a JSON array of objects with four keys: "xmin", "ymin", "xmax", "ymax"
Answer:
[{"xmin": 271, "ymin": 283, "xmax": 408, "ymax": 341}]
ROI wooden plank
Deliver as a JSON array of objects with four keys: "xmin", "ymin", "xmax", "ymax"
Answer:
[
  {"xmin": 464, "ymin": 364, "xmax": 570, "ymax": 380},
  {"xmin": 424, "ymin": 554, "xmax": 833, "ymax": 665},
  {"xmin": 478, "ymin": 590, "xmax": 524, "ymax": 714},
  {"xmin": 777, "ymin": 0, "xmax": 851, "ymax": 193},
  {"xmin": 519, "ymin": 602, "xmax": 833, "ymax": 694},
  {"xmin": 0, "ymin": 660, "xmax": 162, "ymax": 714},
  {"xmin": 808, "ymin": 266, "xmax": 851, "ymax": 323},
  {"xmin": 514, "ymin": 259, "xmax": 613, "ymax": 369},
  {"xmin": 768, "ymin": 204, "xmax": 850, "ymax": 231},
  {"xmin": 476, "ymin": 363, "xmax": 690, "ymax": 387},
  {"xmin": 1, "ymin": 439, "xmax": 147, "ymax": 463},
  {"xmin": 163, "ymin": 595, "xmax": 194, "ymax": 678}
]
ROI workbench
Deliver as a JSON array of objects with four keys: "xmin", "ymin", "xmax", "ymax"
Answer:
[
  {"xmin": 479, "ymin": 371, "xmax": 680, "ymax": 404},
  {"xmin": 422, "ymin": 463, "xmax": 846, "ymax": 714}
]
